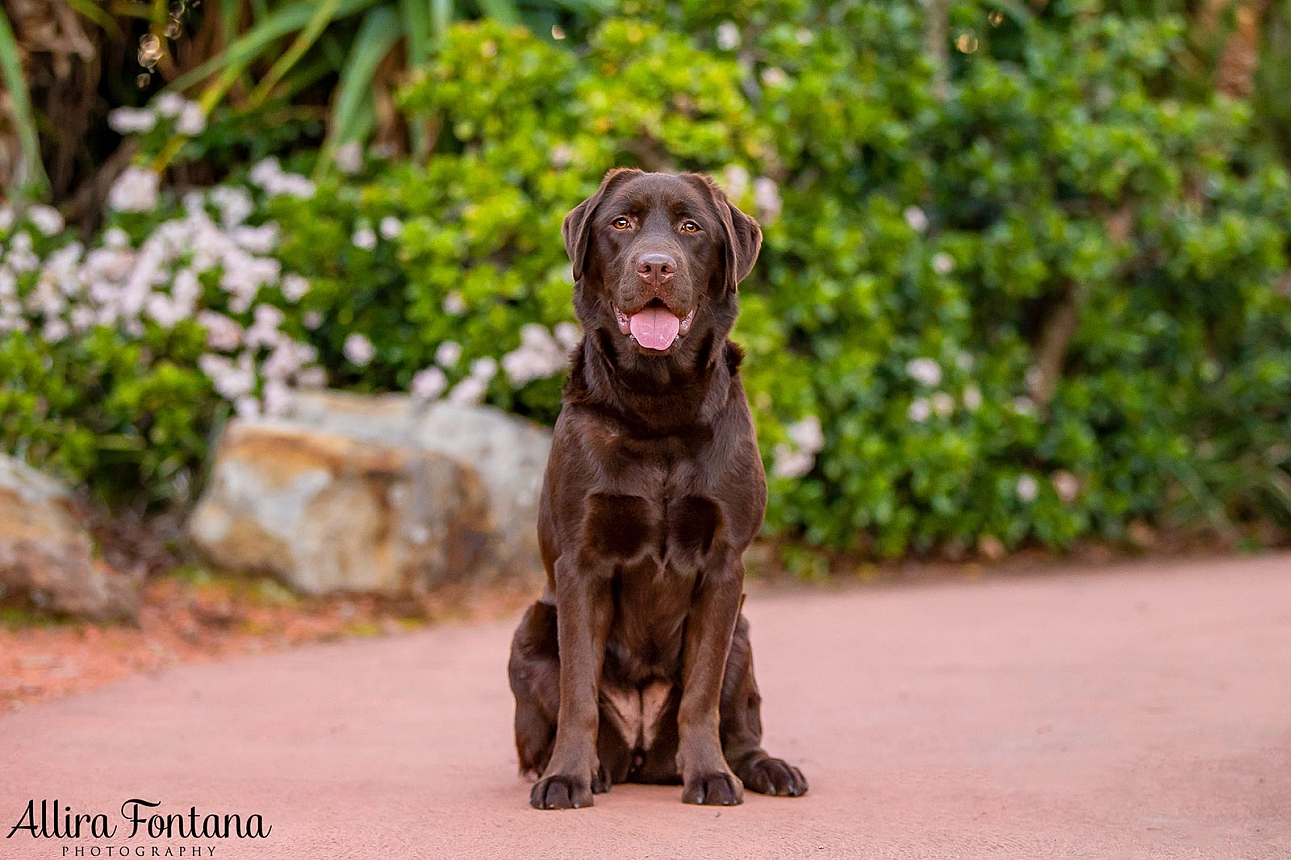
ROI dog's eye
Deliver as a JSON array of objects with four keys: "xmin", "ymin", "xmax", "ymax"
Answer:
[
  {"xmin": 612, "ymin": 217, "xmax": 631, "ymax": 230},
  {"xmin": 681, "ymin": 220, "xmax": 701, "ymax": 234}
]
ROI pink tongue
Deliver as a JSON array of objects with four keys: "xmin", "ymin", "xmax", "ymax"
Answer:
[{"xmin": 629, "ymin": 306, "xmax": 681, "ymax": 350}]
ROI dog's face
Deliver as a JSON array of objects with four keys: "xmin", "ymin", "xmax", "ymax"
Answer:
[{"xmin": 563, "ymin": 169, "xmax": 762, "ymax": 358}]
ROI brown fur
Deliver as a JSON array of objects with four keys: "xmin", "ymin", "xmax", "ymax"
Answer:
[{"xmin": 508, "ymin": 169, "xmax": 808, "ymax": 808}]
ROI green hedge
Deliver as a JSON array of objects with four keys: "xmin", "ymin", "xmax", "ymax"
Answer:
[{"xmin": 3, "ymin": 1, "xmax": 1290, "ymax": 564}]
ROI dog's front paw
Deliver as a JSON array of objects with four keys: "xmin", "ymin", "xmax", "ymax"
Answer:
[
  {"xmin": 530, "ymin": 772, "xmax": 596, "ymax": 810},
  {"xmin": 738, "ymin": 756, "xmax": 808, "ymax": 797},
  {"xmin": 681, "ymin": 770, "xmax": 744, "ymax": 806}
]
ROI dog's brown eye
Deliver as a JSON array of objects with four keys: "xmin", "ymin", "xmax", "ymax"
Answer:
[
  {"xmin": 681, "ymin": 220, "xmax": 700, "ymax": 234},
  {"xmin": 612, "ymin": 217, "xmax": 631, "ymax": 230}
]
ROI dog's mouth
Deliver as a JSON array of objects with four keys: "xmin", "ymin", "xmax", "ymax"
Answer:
[{"xmin": 614, "ymin": 299, "xmax": 696, "ymax": 352}]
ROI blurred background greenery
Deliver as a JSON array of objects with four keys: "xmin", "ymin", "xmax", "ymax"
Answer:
[{"xmin": 2, "ymin": 0, "xmax": 1290, "ymax": 571}]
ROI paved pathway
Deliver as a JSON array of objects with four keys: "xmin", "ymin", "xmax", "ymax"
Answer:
[{"xmin": 3, "ymin": 554, "xmax": 1289, "ymax": 859}]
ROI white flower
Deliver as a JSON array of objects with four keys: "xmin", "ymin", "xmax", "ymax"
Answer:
[
  {"xmin": 721, "ymin": 165, "xmax": 750, "ymax": 201},
  {"xmin": 343, "ymin": 333, "xmax": 375, "ymax": 366},
  {"xmin": 154, "ymin": 92, "xmax": 187, "ymax": 118},
  {"xmin": 108, "ymin": 167, "xmax": 160, "ymax": 212},
  {"xmin": 199, "ymin": 353, "xmax": 256, "ymax": 400},
  {"xmin": 956, "ymin": 351, "xmax": 974, "ymax": 372},
  {"xmin": 70, "ymin": 305, "xmax": 95, "ymax": 332},
  {"xmin": 379, "ymin": 216, "xmax": 402, "ymax": 240},
  {"xmin": 262, "ymin": 379, "xmax": 293, "ymax": 417},
  {"xmin": 198, "ymin": 311, "xmax": 242, "ymax": 351},
  {"xmin": 908, "ymin": 398, "xmax": 932, "ymax": 423},
  {"xmin": 435, "ymin": 341, "xmax": 462, "ymax": 368},
  {"xmin": 108, "ymin": 106, "xmax": 157, "ymax": 134},
  {"xmin": 41, "ymin": 318, "xmax": 70, "ymax": 343},
  {"xmin": 1016, "ymin": 474, "xmax": 1039, "ymax": 503},
  {"xmin": 760, "ymin": 67, "xmax": 787, "ymax": 87},
  {"xmin": 352, "ymin": 227, "xmax": 377, "ymax": 250},
  {"xmin": 235, "ymin": 396, "xmax": 260, "ymax": 420},
  {"xmin": 932, "ymin": 252, "xmax": 954, "ymax": 274},
  {"xmin": 906, "ymin": 357, "xmax": 942, "ymax": 387},
  {"xmin": 550, "ymin": 144, "xmax": 574, "ymax": 169},
  {"xmin": 411, "ymin": 367, "xmax": 448, "ymax": 401},
  {"xmin": 1025, "ymin": 365, "xmax": 1044, "ymax": 394},
  {"xmin": 962, "ymin": 385, "xmax": 983, "ymax": 411},
  {"xmin": 245, "ymin": 304, "xmax": 285, "ymax": 349},
  {"xmin": 5, "ymin": 232, "xmax": 38, "ymax": 272},
  {"xmin": 904, "ymin": 206, "xmax": 929, "ymax": 233},
  {"xmin": 175, "ymin": 101, "xmax": 206, "ymax": 136},
  {"xmin": 931, "ymin": 391, "xmax": 955, "ymax": 418},
  {"xmin": 145, "ymin": 293, "xmax": 186, "ymax": 328},
  {"xmin": 442, "ymin": 291, "xmax": 467, "ymax": 315},
  {"xmin": 303, "ymin": 310, "xmax": 324, "ymax": 330},
  {"xmin": 28, "ymin": 205, "xmax": 64, "ymax": 236},
  {"xmin": 796, "ymin": 28, "xmax": 814, "ymax": 45},
  {"xmin": 262, "ymin": 340, "xmax": 313, "ymax": 381},
  {"xmin": 0, "ymin": 206, "xmax": 14, "ymax": 233},
  {"xmin": 448, "ymin": 375, "xmax": 487, "ymax": 405},
  {"xmin": 786, "ymin": 415, "xmax": 824, "ymax": 454},
  {"xmin": 753, "ymin": 177, "xmax": 782, "ymax": 222},
  {"xmin": 470, "ymin": 356, "xmax": 498, "ymax": 381},
  {"xmin": 281, "ymin": 273, "xmax": 310, "ymax": 302},
  {"xmin": 502, "ymin": 324, "xmax": 566, "ymax": 386},
  {"xmin": 1052, "ymin": 470, "xmax": 1080, "ymax": 503},
  {"xmin": 103, "ymin": 227, "xmax": 130, "ymax": 249},
  {"xmin": 296, "ymin": 366, "xmax": 327, "ymax": 389},
  {"xmin": 1012, "ymin": 396, "xmax": 1035, "ymax": 416},
  {"xmin": 209, "ymin": 186, "xmax": 254, "ymax": 229},
  {"xmin": 232, "ymin": 222, "xmax": 279, "ymax": 254},
  {"xmin": 554, "ymin": 321, "xmax": 581, "ymax": 350},
  {"xmin": 248, "ymin": 158, "xmax": 282, "ymax": 187},
  {"xmin": 771, "ymin": 443, "xmax": 814, "ymax": 479},
  {"xmin": 248, "ymin": 157, "xmax": 315, "ymax": 198},
  {"xmin": 716, "ymin": 21, "xmax": 741, "ymax": 50},
  {"xmin": 219, "ymin": 252, "xmax": 279, "ymax": 312},
  {"xmin": 335, "ymin": 141, "xmax": 363, "ymax": 175}
]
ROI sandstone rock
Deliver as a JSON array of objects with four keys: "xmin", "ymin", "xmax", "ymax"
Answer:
[
  {"xmin": 188, "ymin": 391, "xmax": 551, "ymax": 595},
  {"xmin": 0, "ymin": 456, "xmax": 138, "ymax": 620}
]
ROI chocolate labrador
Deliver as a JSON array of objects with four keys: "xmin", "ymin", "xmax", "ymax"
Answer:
[{"xmin": 508, "ymin": 168, "xmax": 808, "ymax": 809}]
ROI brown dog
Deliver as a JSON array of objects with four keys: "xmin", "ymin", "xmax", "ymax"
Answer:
[{"xmin": 508, "ymin": 169, "xmax": 808, "ymax": 809}]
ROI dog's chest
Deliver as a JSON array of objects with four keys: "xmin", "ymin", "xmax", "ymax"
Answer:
[{"xmin": 584, "ymin": 489, "xmax": 723, "ymax": 568}]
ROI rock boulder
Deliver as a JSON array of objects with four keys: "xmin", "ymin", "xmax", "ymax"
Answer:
[
  {"xmin": 0, "ymin": 456, "xmax": 138, "ymax": 620},
  {"xmin": 188, "ymin": 391, "xmax": 551, "ymax": 595}
]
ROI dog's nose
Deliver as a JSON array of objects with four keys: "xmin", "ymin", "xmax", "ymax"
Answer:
[{"xmin": 636, "ymin": 253, "xmax": 676, "ymax": 286}]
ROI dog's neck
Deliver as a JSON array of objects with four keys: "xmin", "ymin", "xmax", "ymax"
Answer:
[{"xmin": 565, "ymin": 327, "xmax": 740, "ymax": 437}]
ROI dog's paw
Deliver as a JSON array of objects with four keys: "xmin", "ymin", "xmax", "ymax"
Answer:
[
  {"xmin": 681, "ymin": 770, "xmax": 744, "ymax": 806},
  {"xmin": 739, "ymin": 756, "xmax": 808, "ymax": 797},
  {"xmin": 530, "ymin": 773, "xmax": 595, "ymax": 810}
]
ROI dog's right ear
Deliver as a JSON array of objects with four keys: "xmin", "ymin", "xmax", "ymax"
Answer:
[{"xmin": 563, "ymin": 168, "xmax": 642, "ymax": 283}]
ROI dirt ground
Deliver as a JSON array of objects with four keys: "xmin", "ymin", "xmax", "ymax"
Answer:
[{"xmin": 0, "ymin": 570, "xmax": 535, "ymax": 711}]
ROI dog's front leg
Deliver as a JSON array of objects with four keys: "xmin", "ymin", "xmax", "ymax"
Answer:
[
  {"xmin": 530, "ymin": 555, "xmax": 613, "ymax": 810},
  {"xmin": 677, "ymin": 550, "xmax": 745, "ymax": 805}
]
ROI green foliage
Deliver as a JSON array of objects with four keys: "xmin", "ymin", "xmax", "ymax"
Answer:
[
  {"xmin": 5, "ymin": 1, "xmax": 1291, "ymax": 562},
  {"xmin": 156, "ymin": 0, "xmax": 612, "ymax": 175}
]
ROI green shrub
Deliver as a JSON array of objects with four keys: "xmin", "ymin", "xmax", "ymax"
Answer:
[{"xmin": 3, "ymin": 1, "xmax": 1290, "ymax": 564}]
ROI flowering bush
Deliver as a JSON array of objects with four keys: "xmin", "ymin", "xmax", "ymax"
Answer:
[{"xmin": 4, "ymin": 2, "xmax": 1291, "ymax": 564}]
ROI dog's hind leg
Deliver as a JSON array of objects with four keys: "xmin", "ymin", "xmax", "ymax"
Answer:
[
  {"xmin": 719, "ymin": 614, "xmax": 809, "ymax": 797},
  {"xmin": 508, "ymin": 600, "xmax": 561, "ymax": 778}
]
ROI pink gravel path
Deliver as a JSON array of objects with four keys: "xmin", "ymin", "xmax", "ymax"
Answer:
[{"xmin": 2, "ymin": 553, "xmax": 1289, "ymax": 859}]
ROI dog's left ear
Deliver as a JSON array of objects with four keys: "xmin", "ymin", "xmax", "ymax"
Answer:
[
  {"xmin": 563, "ymin": 167, "xmax": 643, "ymax": 283},
  {"xmin": 683, "ymin": 173, "xmax": 763, "ymax": 293}
]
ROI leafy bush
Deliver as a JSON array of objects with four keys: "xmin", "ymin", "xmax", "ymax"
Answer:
[{"xmin": 3, "ymin": 1, "xmax": 1290, "ymax": 565}]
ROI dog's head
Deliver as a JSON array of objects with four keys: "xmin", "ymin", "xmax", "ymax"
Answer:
[{"xmin": 563, "ymin": 169, "xmax": 762, "ymax": 359}]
